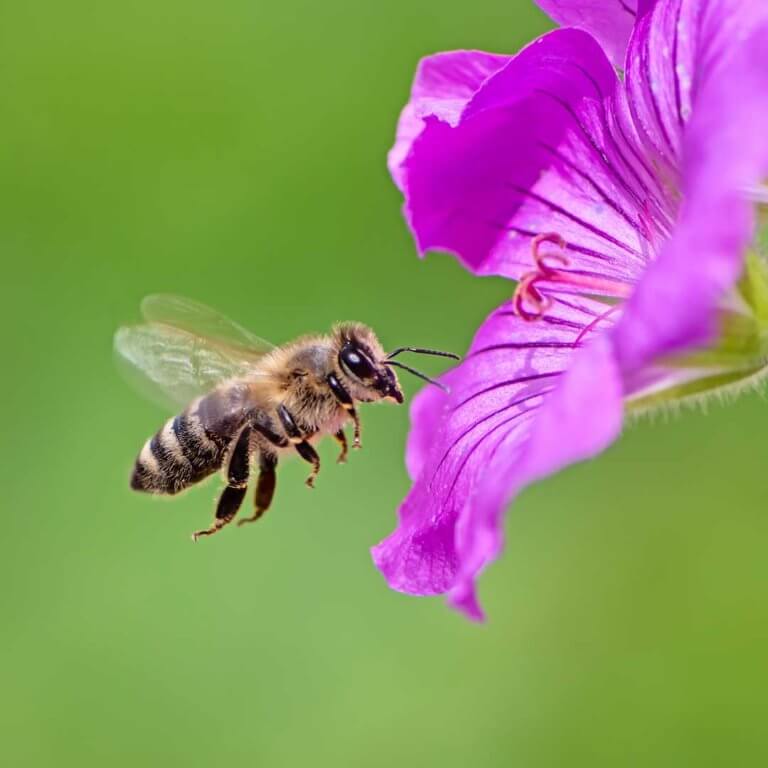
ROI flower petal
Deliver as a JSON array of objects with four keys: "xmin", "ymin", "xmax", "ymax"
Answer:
[
  {"xmin": 614, "ymin": 14, "xmax": 768, "ymax": 369},
  {"xmin": 535, "ymin": 0, "xmax": 639, "ymax": 67},
  {"xmin": 450, "ymin": 333, "xmax": 623, "ymax": 619},
  {"xmin": 624, "ymin": 0, "xmax": 768, "ymax": 183},
  {"xmin": 398, "ymin": 29, "xmax": 667, "ymax": 286},
  {"xmin": 404, "ymin": 382, "xmax": 448, "ymax": 481},
  {"xmin": 388, "ymin": 51, "xmax": 510, "ymax": 191},
  {"xmin": 372, "ymin": 294, "xmax": 623, "ymax": 619}
]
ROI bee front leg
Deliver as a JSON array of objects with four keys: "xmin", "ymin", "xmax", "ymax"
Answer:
[
  {"xmin": 192, "ymin": 427, "xmax": 251, "ymax": 541},
  {"xmin": 237, "ymin": 452, "xmax": 277, "ymax": 527},
  {"xmin": 327, "ymin": 374, "xmax": 361, "ymax": 449},
  {"xmin": 277, "ymin": 405, "xmax": 321, "ymax": 488}
]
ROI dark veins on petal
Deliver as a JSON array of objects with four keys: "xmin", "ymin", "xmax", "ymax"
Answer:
[
  {"xmin": 441, "ymin": 389, "xmax": 555, "ymax": 498},
  {"xmin": 469, "ymin": 340, "xmax": 583, "ymax": 358},
  {"xmin": 641, "ymin": 22, "xmax": 675, "ymax": 159},
  {"xmin": 533, "ymin": 85, "xmax": 649, "ymax": 216},
  {"xmin": 439, "ymin": 297, "xmax": 607, "ymax": 492},
  {"xmin": 452, "ymin": 371, "xmax": 562, "ymax": 411},
  {"xmin": 494, "ymin": 310, "xmax": 586, "ymax": 332},
  {"xmin": 672, "ymin": 0, "xmax": 685, "ymax": 127},
  {"xmin": 623, "ymin": 0, "xmax": 702, "ymax": 179},
  {"xmin": 552, "ymin": 295, "xmax": 605, "ymax": 318},
  {"xmin": 496, "ymin": 223, "xmax": 642, "ymax": 271},
  {"xmin": 531, "ymin": 64, "xmax": 675, "ymax": 248},
  {"xmin": 565, "ymin": 59, "xmax": 673, "ymax": 218},
  {"xmin": 507, "ymin": 184, "xmax": 644, "ymax": 260},
  {"xmin": 537, "ymin": 141, "xmax": 642, "ymax": 235}
]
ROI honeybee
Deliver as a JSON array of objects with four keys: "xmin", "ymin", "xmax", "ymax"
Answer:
[{"xmin": 115, "ymin": 295, "xmax": 458, "ymax": 541}]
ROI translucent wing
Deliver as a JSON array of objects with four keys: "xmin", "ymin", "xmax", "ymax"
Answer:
[
  {"xmin": 114, "ymin": 295, "xmax": 274, "ymax": 411},
  {"xmin": 139, "ymin": 294, "xmax": 274, "ymax": 353}
]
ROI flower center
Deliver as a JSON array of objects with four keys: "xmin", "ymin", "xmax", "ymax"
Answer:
[{"xmin": 512, "ymin": 233, "xmax": 634, "ymax": 321}]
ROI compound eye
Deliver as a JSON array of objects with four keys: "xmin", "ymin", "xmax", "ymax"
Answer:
[{"xmin": 341, "ymin": 345, "xmax": 375, "ymax": 380}]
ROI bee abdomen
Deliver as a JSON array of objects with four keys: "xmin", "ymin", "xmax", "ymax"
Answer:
[{"xmin": 131, "ymin": 408, "xmax": 227, "ymax": 495}]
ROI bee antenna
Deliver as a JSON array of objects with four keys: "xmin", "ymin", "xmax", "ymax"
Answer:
[
  {"xmin": 384, "ymin": 360, "xmax": 450, "ymax": 393},
  {"xmin": 387, "ymin": 346, "xmax": 460, "ymax": 361}
]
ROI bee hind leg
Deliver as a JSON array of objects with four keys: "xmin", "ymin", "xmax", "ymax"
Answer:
[
  {"xmin": 192, "ymin": 427, "xmax": 251, "ymax": 541},
  {"xmin": 238, "ymin": 452, "xmax": 277, "ymax": 527},
  {"xmin": 192, "ymin": 486, "xmax": 247, "ymax": 541}
]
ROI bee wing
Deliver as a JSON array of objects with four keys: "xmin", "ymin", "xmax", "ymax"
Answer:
[
  {"xmin": 115, "ymin": 295, "xmax": 273, "ymax": 411},
  {"xmin": 139, "ymin": 294, "xmax": 275, "ymax": 353}
]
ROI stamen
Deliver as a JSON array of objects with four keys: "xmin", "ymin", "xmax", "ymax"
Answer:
[
  {"xmin": 574, "ymin": 304, "xmax": 621, "ymax": 344},
  {"xmin": 513, "ymin": 233, "xmax": 634, "ymax": 321}
]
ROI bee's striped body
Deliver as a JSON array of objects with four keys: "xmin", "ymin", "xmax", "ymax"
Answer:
[{"xmin": 131, "ymin": 389, "xmax": 246, "ymax": 495}]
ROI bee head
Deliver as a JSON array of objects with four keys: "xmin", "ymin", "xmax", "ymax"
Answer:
[
  {"xmin": 334, "ymin": 324, "xmax": 404, "ymax": 404},
  {"xmin": 334, "ymin": 324, "xmax": 460, "ymax": 403}
]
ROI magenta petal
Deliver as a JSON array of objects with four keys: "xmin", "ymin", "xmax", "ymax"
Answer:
[
  {"xmin": 404, "ymin": 383, "xmax": 449, "ymax": 481},
  {"xmin": 614, "ymin": 16, "xmax": 768, "ymax": 369},
  {"xmin": 623, "ymin": 0, "xmax": 689, "ymax": 174},
  {"xmin": 388, "ymin": 51, "xmax": 510, "ymax": 191},
  {"xmin": 624, "ymin": 0, "xmax": 768, "ymax": 180},
  {"xmin": 449, "ymin": 333, "xmax": 623, "ymax": 619},
  {"xmin": 400, "ymin": 29, "xmax": 665, "ymax": 285},
  {"xmin": 372, "ymin": 294, "xmax": 623, "ymax": 618},
  {"xmin": 535, "ymin": 0, "xmax": 638, "ymax": 67}
]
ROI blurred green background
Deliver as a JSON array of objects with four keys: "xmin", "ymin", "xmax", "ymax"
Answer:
[{"xmin": 1, "ymin": 1, "xmax": 768, "ymax": 766}]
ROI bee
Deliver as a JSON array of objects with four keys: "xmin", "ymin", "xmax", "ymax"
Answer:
[{"xmin": 115, "ymin": 295, "xmax": 458, "ymax": 541}]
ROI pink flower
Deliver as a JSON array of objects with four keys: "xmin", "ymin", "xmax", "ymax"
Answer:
[{"xmin": 373, "ymin": 0, "xmax": 768, "ymax": 620}]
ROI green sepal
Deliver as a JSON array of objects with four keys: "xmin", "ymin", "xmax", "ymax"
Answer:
[
  {"xmin": 629, "ymin": 250, "xmax": 768, "ymax": 411},
  {"xmin": 627, "ymin": 365, "xmax": 764, "ymax": 413},
  {"xmin": 667, "ymin": 251, "xmax": 768, "ymax": 370}
]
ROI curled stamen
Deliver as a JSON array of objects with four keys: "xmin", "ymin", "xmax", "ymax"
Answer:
[
  {"xmin": 513, "ymin": 272, "xmax": 552, "ymax": 322},
  {"xmin": 531, "ymin": 232, "xmax": 569, "ymax": 273},
  {"xmin": 513, "ymin": 232, "xmax": 634, "ymax": 321},
  {"xmin": 513, "ymin": 233, "xmax": 570, "ymax": 322}
]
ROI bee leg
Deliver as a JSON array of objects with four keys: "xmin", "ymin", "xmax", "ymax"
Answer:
[
  {"xmin": 295, "ymin": 441, "xmax": 321, "ymax": 488},
  {"xmin": 251, "ymin": 419, "xmax": 289, "ymax": 450},
  {"xmin": 237, "ymin": 452, "xmax": 277, "ymax": 527},
  {"xmin": 191, "ymin": 486, "xmax": 248, "ymax": 541},
  {"xmin": 327, "ymin": 374, "xmax": 362, "ymax": 449},
  {"xmin": 277, "ymin": 404, "xmax": 321, "ymax": 488},
  {"xmin": 350, "ymin": 412, "xmax": 362, "ymax": 450},
  {"xmin": 192, "ymin": 427, "xmax": 251, "ymax": 541},
  {"xmin": 333, "ymin": 429, "xmax": 348, "ymax": 464}
]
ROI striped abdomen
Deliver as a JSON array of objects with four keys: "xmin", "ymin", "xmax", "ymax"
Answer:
[{"xmin": 131, "ymin": 397, "xmax": 237, "ymax": 495}]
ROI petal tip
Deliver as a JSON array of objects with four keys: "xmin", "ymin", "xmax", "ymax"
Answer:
[{"xmin": 448, "ymin": 582, "xmax": 486, "ymax": 622}]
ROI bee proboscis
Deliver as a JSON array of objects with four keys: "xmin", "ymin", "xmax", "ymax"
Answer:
[{"xmin": 115, "ymin": 295, "xmax": 458, "ymax": 540}]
